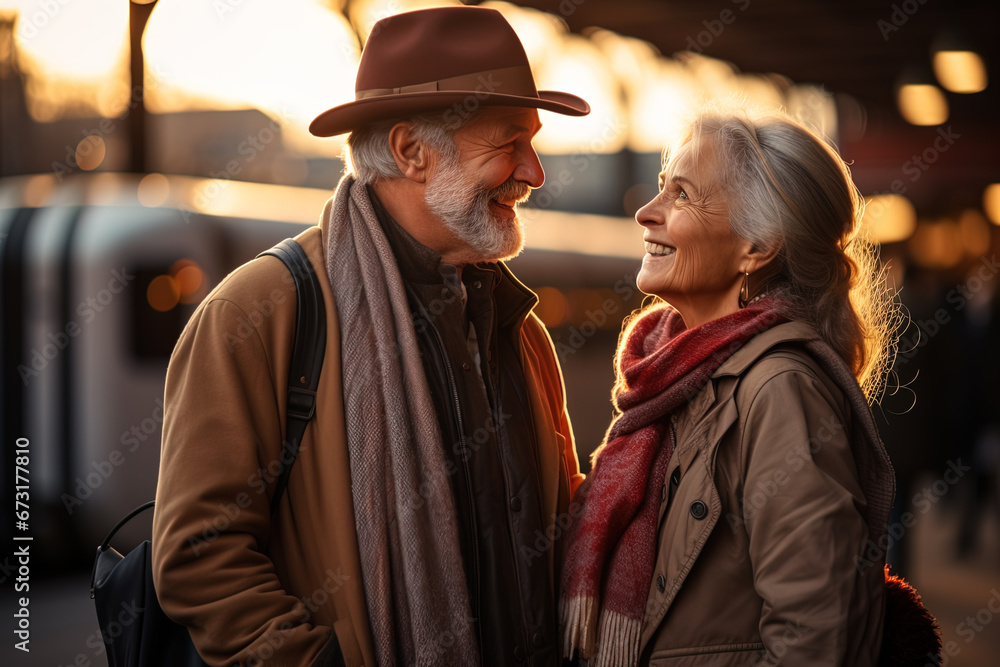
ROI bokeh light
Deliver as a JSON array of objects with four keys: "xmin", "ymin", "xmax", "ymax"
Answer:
[
  {"xmin": 933, "ymin": 50, "xmax": 988, "ymax": 94},
  {"xmin": 147, "ymin": 273, "xmax": 180, "ymax": 312},
  {"xmin": 75, "ymin": 135, "xmax": 106, "ymax": 171},
  {"xmin": 137, "ymin": 172, "xmax": 170, "ymax": 207},
  {"xmin": 860, "ymin": 194, "xmax": 917, "ymax": 244},
  {"xmin": 897, "ymin": 84, "xmax": 949, "ymax": 126}
]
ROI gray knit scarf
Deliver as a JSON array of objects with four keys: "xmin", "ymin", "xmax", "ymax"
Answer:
[{"xmin": 322, "ymin": 175, "xmax": 477, "ymax": 665}]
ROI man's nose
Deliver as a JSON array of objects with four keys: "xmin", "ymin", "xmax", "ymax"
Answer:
[{"xmin": 514, "ymin": 146, "xmax": 545, "ymax": 188}]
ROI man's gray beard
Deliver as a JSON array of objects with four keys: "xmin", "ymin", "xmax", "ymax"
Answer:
[{"xmin": 424, "ymin": 157, "xmax": 527, "ymax": 263}]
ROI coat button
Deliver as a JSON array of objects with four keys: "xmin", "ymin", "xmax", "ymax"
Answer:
[
  {"xmin": 510, "ymin": 496, "xmax": 521, "ymax": 512},
  {"xmin": 656, "ymin": 574, "xmax": 666, "ymax": 593},
  {"xmin": 660, "ymin": 484, "xmax": 666, "ymax": 502},
  {"xmin": 690, "ymin": 500, "xmax": 708, "ymax": 520},
  {"xmin": 514, "ymin": 645, "xmax": 525, "ymax": 662},
  {"xmin": 473, "ymin": 280, "xmax": 483, "ymax": 289},
  {"xmin": 532, "ymin": 632, "xmax": 544, "ymax": 647},
  {"xmin": 462, "ymin": 362, "xmax": 471, "ymax": 371}
]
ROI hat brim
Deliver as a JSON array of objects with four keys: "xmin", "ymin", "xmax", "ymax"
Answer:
[{"xmin": 308, "ymin": 90, "xmax": 590, "ymax": 137}]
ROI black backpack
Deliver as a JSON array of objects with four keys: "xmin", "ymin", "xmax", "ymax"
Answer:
[{"xmin": 90, "ymin": 239, "xmax": 329, "ymax": 666}]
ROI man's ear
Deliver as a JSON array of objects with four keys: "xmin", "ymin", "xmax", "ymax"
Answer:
[{"xmin": 388, "ymin": 122, "xmax": 432, "ymax": 183}]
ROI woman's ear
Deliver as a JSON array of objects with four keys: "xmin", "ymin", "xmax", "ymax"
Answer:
[
  {"xmin": 387, "ymin": 122, "xmax": 432, "ymax": 183},
  {"xmin": 743, "ymin": 240, "xmax": 781, "ymax": 275}
]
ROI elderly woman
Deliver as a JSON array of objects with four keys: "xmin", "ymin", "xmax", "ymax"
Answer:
[{"xmin": 559, "ymin": 109, "xmax": 900, "ymax": 665}]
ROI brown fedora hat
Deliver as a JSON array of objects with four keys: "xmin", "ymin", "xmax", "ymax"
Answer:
[{"xmin": 308, "ymin": 6, "xmax": 590, "ymax": 137}]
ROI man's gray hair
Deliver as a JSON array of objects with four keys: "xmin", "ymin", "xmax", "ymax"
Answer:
[{"xmin": 345, "ymin": 114, "xmax": 474, "ymax": 185}]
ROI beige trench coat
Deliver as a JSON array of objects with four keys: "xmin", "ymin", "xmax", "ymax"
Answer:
[
  {"xmin": 640, "ymin": 322, "xmax": 892, "ymax": 665},
  {"xmin": 152, "ymin": 215, "xmax": 583, "ymax": 666}
]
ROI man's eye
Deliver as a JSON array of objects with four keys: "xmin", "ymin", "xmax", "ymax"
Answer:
[{"xmin": 677, "ymin": 188, "xmax": 689, "ymax": 201}]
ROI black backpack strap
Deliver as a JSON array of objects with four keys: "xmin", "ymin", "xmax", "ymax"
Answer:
[{"xmin": 257, "ymin": 238, "xmax": 327, "ymax": 515}]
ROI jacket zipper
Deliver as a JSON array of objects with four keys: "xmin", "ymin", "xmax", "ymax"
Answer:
[
  {"xmin": 668, "ymin": 415, "xmax": 680, "ymax": 504},
  {"xmin": 429, "ymin": 321, "xmax": 484, "ymax": 663}
]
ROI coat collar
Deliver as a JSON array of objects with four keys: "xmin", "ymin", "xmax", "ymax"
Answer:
[
  {"xmin": 674, "ymin": 321, "xmax": 823, "ymax": 451},
  {"xmin": 712, "ymin": 321, "xmax": 821, "ymax": 380}
]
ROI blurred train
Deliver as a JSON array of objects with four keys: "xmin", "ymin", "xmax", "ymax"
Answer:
[{"xmin": 0, "ymin": 172, "xmax": 644, "ymax": 567}]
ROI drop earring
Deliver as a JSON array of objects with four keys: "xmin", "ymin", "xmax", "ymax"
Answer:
[{"xmin": 738, "ymin": 271, "xmax": 751, "ymax": 309}]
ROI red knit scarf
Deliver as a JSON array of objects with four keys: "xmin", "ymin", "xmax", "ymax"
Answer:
[{"xmin": 559, "ymin": 299, "xmax": 786, "ymax": 665}]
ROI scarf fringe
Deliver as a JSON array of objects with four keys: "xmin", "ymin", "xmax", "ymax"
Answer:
[
  {"xmin": 591, "ymin": 607, "xmax": 641, "ymax": 667},
  {"xmin": 560, "ymin": 594, "xmax": 597, "ymax": 659}
]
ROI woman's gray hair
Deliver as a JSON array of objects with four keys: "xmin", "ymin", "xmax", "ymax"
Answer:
[
  {"xmin": 661, "ymin": 107, "xmax": 899, "ymax": 401},
  {"xmin": 345, "ymin": 113, "xmax": 471, "ymax": 185}
]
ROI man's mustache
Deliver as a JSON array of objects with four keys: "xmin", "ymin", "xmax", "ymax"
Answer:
[{"xmin": 489, "ymin": 177, "xmax": 531, "ymax": 205}]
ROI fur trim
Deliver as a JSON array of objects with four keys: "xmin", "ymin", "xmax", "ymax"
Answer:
[{"xmin": 880, "ymin": 566, "xmax": 942, "ymax": 666}]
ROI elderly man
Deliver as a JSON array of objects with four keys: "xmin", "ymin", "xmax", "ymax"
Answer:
[{"xmin": 152, "ymin": 6, "xmax": 587, "ymax": 666}]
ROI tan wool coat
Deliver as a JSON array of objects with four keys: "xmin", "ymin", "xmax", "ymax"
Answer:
[
  {"xmin": 152, "ymin": 217, "xmax": 583, "ymax": 666},
  {"xmin": 639, "ymin": 322, "xmax": 892, "ymax": 665}
]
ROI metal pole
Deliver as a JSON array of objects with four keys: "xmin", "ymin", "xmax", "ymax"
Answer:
[{"xmin": 128, "ymin": 0, "xmax": 158, "ymax": 174}]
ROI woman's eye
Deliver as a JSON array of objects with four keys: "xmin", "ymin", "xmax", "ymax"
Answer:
[{"xmin": 677, "ymin": 188, "xmax": 689, "ymax": 201}]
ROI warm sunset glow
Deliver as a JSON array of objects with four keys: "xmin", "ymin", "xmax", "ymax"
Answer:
[
  {"xmin": 351, "ymin": 0, "xmax": 459, "ymax": 44},
  {"xmin": 7, "ymin": 0, "xmax": 129, "ymax": 120},
  {"xmin": 532, "ymin": 35, "xmax": 626, "ymax": 154},
  {"xmin": 627, "ymin": 60, "xmax": 694, "ymax": 153},
  {"xmin": 143, "ymin": 0, "xmax": 360, "ymax": 155},
  {"xmin": 786, "ymin": 84, "xmax": 838, "ymax": 141},
  {"xmin": 0, "ymin": 0, "xmax": 841, "ymax": 169}
]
